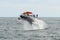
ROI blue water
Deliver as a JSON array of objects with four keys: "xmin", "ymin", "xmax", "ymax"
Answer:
[{"xmin": 0, "ymin": 17, "xmax": 60, "ymax": 40}]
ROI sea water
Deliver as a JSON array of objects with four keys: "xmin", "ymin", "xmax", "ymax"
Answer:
[
  {"xmin": 0, "ymin": 17, "xmax": 60, "ymax": 40},
  {"xmin": 17, "ymin": 18, "xmax": 47, "ymax": 30}
]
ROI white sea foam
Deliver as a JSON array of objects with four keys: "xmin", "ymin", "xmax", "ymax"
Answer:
[
  {"xmin": 17, "ymin": 18, "xmax": 48, "ymax": 30},
  {"xmin": 32, "ymin": 18, "xmax": 48, "ymax": 30}
]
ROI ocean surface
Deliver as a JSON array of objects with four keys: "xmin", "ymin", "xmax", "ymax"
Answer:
[{"xmin": 0, "ymin": 17, "xmax": 60, "ymax": 40}]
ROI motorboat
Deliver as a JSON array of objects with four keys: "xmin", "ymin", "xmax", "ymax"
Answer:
[
  {"xmin": 17, "ymin": 11, "xmax": 47, "ymax": 30},
  {"xmin": 18, "ymin": 11, "xmax": 38, "ymax": 24}
]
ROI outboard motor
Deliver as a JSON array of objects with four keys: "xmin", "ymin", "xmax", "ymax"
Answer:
[{"xmin": 36, "ymin": 14, "xmax": 38, "ymax": 18}]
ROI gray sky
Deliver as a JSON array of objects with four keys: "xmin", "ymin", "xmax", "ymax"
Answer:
[{"xmin": 0, "ymin": 0, "xmax": 60, "ymax": 17}]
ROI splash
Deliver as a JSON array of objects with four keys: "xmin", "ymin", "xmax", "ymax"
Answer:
[
  {"xmin": 32, "ymin": 18, "xmax": 48, "ymax": 30},
  {"xmin": 17, "ymin": 18, "xmax": 48, "ymax": 30}
]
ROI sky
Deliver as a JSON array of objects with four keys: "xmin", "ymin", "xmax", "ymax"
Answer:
[{"xmin": 0, "ymin": 0, "xmax": 60, "ymax": 17}]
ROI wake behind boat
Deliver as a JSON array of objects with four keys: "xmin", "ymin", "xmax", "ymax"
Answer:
[{"xmin": 17, "ymin": 12, "xmax": 48, "ymax": 30}]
